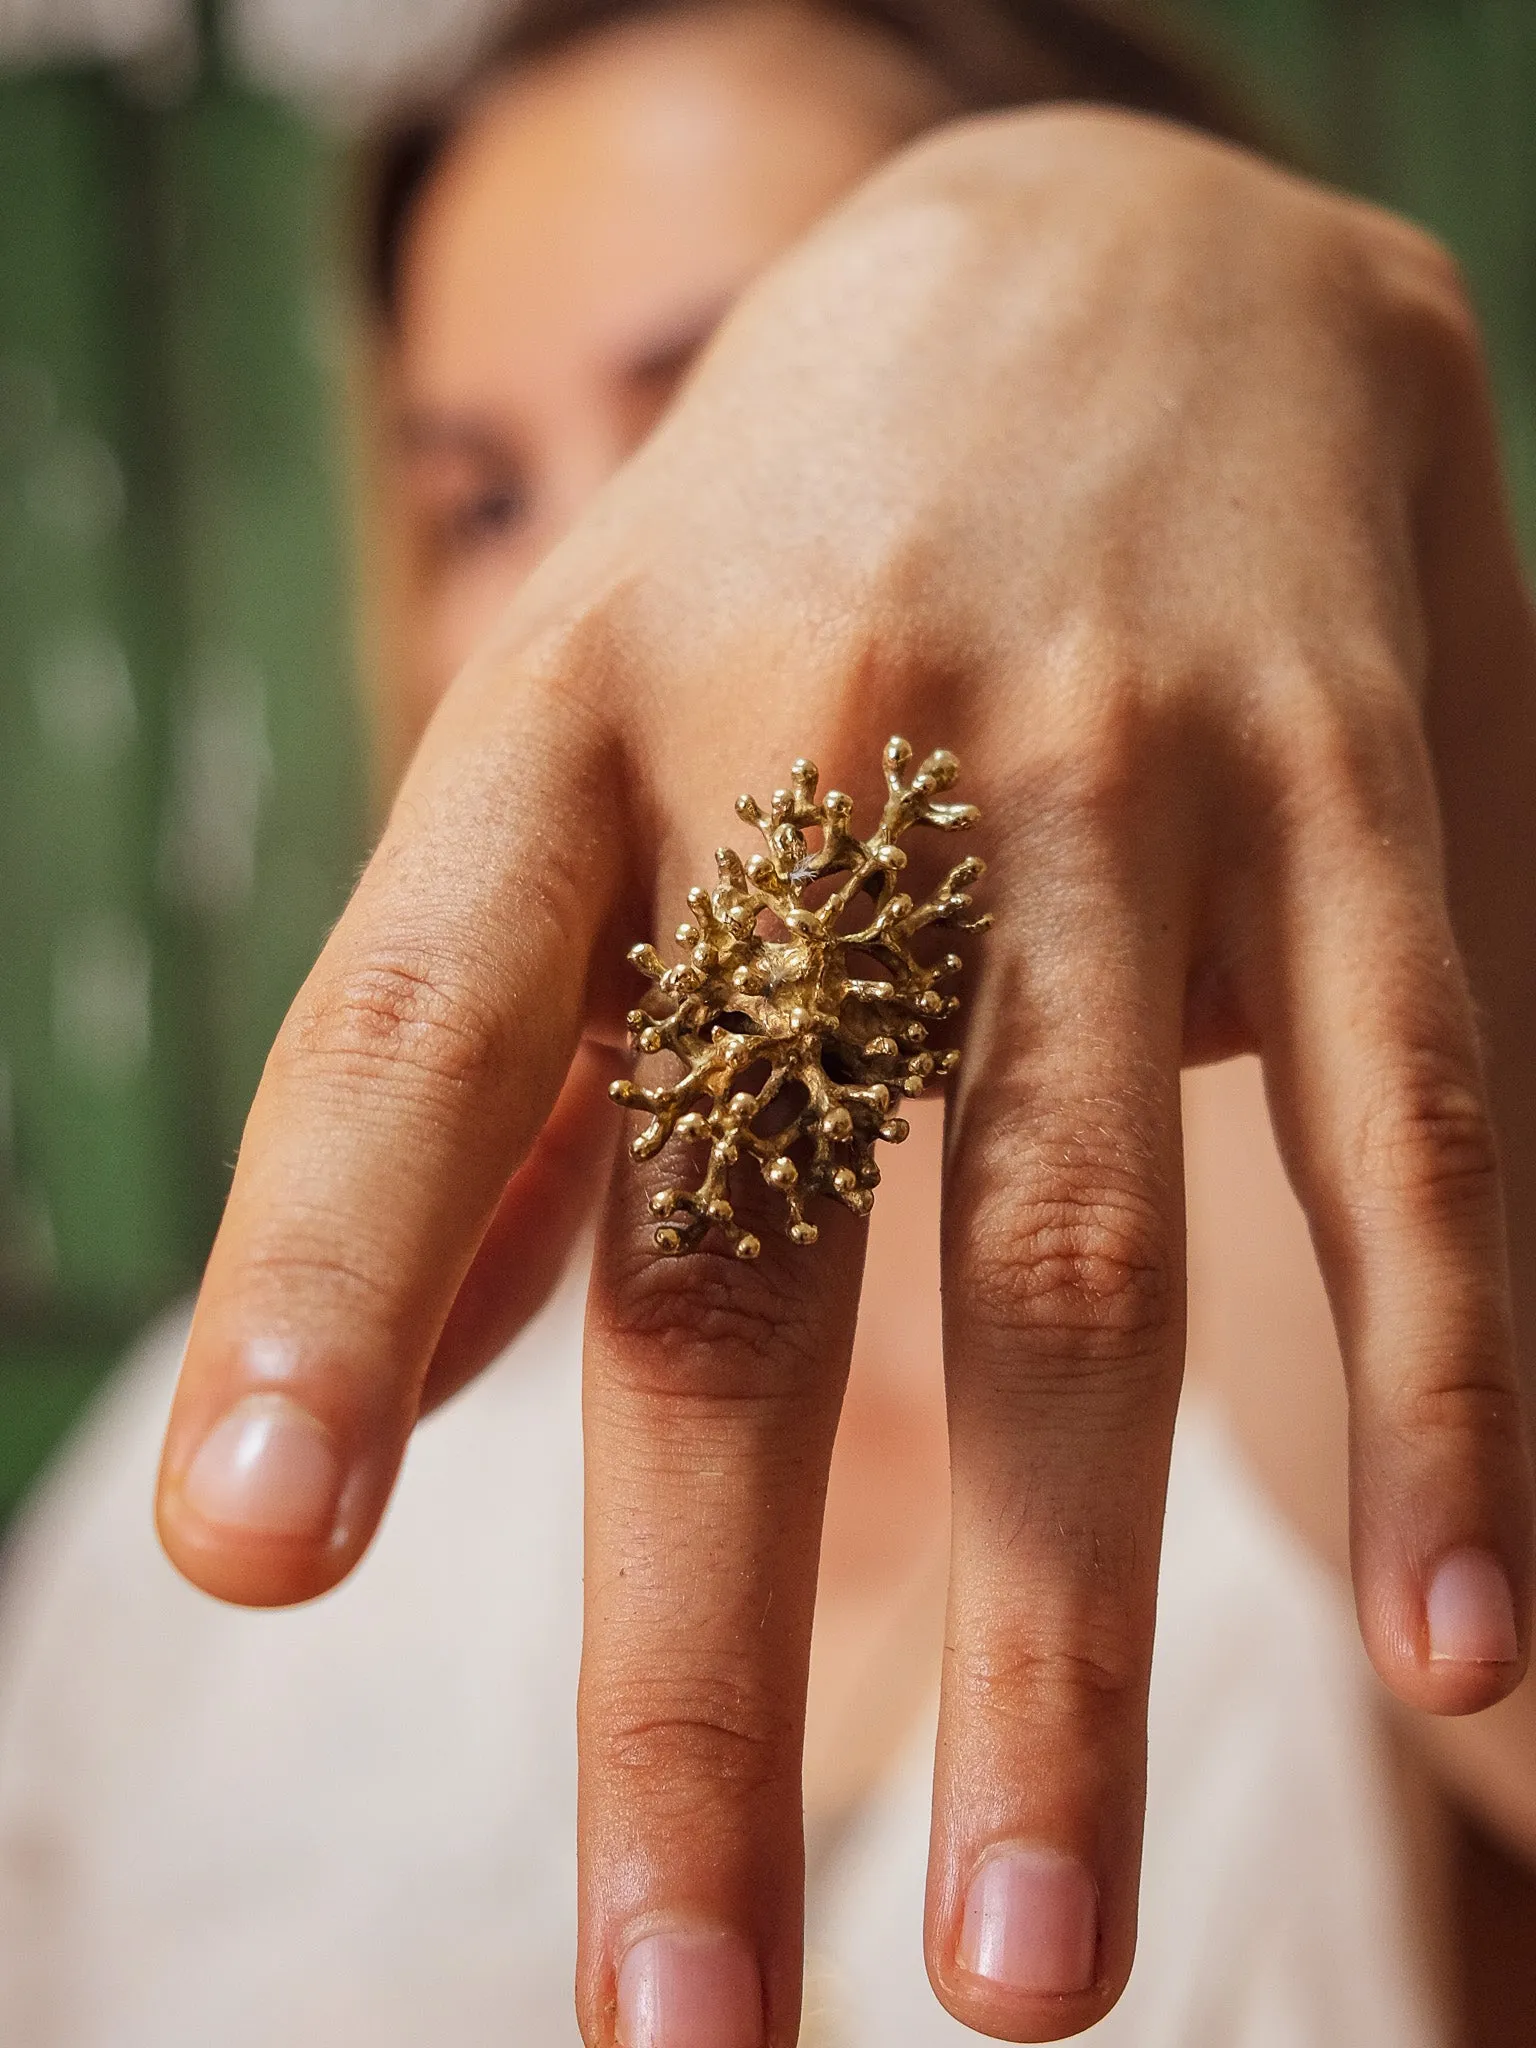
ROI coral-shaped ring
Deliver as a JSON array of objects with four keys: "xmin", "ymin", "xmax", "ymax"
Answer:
[{"xmin": 611, "ymin": 737, "xmax": 990, "ymax": 1257}]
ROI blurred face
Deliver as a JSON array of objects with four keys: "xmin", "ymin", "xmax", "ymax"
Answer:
[{"xmin": 388, "ymin": 0, "xmax": 952, "ymax": 741}]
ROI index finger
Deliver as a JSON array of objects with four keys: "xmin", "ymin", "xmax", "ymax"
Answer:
[{"xmin": 156, "ymin": 672, "xmax": 619, "ymax": 1607}]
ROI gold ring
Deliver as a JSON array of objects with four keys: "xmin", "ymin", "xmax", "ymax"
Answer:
[{"xmin": 611, "ymin": 737, "xmax": 989, "ymax": 1257}]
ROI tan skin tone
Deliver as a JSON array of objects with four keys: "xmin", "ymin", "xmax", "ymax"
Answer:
[{"xmin": 151, "ymin": 5, "xmax": 1536, "ymax": 2043}]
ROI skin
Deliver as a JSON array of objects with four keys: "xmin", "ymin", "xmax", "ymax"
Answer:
[{"xmin": 150, "ymin": 4, "xmax": 1536, "ymax": 2042}]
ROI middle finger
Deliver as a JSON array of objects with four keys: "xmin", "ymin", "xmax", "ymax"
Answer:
[
  {"xmin": 576, "ymin": 742, "xmax": 928, "ymax": 2047},
  {"xmin": 930, "ymin": 780, "xmax": 1190, "ymax": 2041}
]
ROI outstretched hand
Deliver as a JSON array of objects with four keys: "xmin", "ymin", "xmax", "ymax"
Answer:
[{"xmin": 156, "ymin": 109, "xmax": 1536, "ymax": 2043}]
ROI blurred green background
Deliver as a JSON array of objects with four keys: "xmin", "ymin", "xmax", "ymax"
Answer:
[
  {"xmin": 2, "ymin": 0, "xmax": 1534, "ymax": 1522},
  {"xmin": 0, "ymin": 46, "xmax": 366, "ymax": 1512}
]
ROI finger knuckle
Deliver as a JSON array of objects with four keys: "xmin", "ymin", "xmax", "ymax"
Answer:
[
  {"xmin": 1372, "ymin": 215, "xmax": 1484, "ymax": 367},
  {"xmin": 949, "ymin": 1631, "xmax": 1141, "ymax": 1725},
  {"xmin": 1023, "ymin": 675, "xmax": 1152, "ymax": 836},
  {"xmin": 1400, "ymin": 1367, "xmax": 1521, "ymax": 1447},
  {"xmin": 237, "ymin": 1239, "xmax": 397, "ymax": 1318},
  {"xmin": 1355, "ymin": 1048, "xmax": 1499, "ymax": 1221},
  {"xmin": 1278, "ymin": 675, "xmax": 1429, "ymax": 843},
  {"xmin": 1063, "ymin": 718, "xmax": 1142, "ymax": 826},
  {"xmin": 963, "ymin": 1118, "xmax": 1176, "ymax": 1368},
  {"xmin": 1332, "ymin": 192, "xmax": 1466, "ymax": 323},
  {"xmin": 289, "ymin": 951, "xmax": 508, "ymax": 1098},
  {"xmin": 588, "ymin": 1678, "xmax": 796, "ymax": 1806},
  {"xmin": 599, "ymin": 1239, "xmax": 826, "ymax": 1398},
  {"xmin": 970, "ymin": 1198, "xmax": 1172, "ymax": 1357},
  {"xmin": 1391, "ymin": 218, "xmax": 1470, "ymax": 307}
]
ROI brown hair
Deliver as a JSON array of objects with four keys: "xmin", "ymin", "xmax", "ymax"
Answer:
[{"xmin": 365, "ymin": 0, "xmax": 1265, "ymax": 321}]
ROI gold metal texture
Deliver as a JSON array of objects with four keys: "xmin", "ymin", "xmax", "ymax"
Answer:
[{"xmin": 612, "ymin": 738, "xmax": 989, "ymax": 1257}]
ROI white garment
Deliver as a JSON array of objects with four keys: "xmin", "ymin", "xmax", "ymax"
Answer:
[{"xmin": 0, "ymin": 1256, "xmax": 1441, "ymax": 2048}]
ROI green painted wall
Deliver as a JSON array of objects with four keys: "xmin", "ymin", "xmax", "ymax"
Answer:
[{"xmin": 0, "ymin": 70, "xmax": 365, "ymax": 1514}]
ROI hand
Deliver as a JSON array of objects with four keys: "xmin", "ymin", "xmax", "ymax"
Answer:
[{"xmin": 155, "ymin": 108, "xmax": 1536, "ymax": 2042}]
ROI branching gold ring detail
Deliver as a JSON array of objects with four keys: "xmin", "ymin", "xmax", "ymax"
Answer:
[{"xmin": 611, "ymin": 737, "xmax": 990, "ymax": 1258}]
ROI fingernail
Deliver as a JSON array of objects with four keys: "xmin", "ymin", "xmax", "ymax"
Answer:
[
  {"xmin": 958, "ymin": 1844, "xmax": 1098, "ymax": 1997},
  {"xmin": 1427, "ymin": 1548, "xmax": 1520, "ymax": 1665},
  {"xmin": 182, "ymin": 1394, "xmax": 342, "ymax": 1542},
  {"xmin": 616, "ymin": 1927, "xmax": 763, "ymax": 2048}
]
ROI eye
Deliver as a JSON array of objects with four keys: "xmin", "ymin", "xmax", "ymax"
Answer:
[
  {"xmin": 396, "ymin": 418, "xmax": 532, "ymax": 572},
  {"xmin": 439, "ymin": 476, "xmax": 528, "ymax": 556}
]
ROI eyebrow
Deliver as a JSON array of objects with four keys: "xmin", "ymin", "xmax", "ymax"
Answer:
[{"xmin": 390, "ymin": 292, "xmax": 738, "ymax": 464}]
